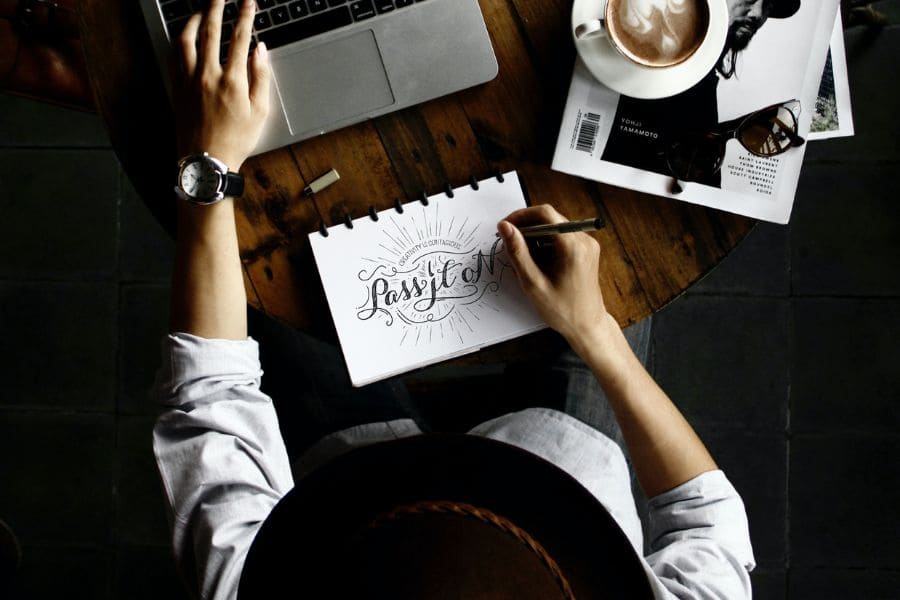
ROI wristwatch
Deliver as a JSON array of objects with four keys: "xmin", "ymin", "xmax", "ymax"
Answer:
[{"xmin": 175, "ymin": 152, "xmax": 245, "ymax": 205}]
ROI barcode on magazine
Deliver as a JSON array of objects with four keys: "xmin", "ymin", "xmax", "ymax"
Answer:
[{"xmin": 575, "ymin": 111, "xmax": 601, "ymax": 155}]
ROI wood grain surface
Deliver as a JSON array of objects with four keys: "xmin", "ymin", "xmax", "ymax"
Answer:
[{"xmin": 78, "ymin": 0, "xmax": 754, "ymax": 350}]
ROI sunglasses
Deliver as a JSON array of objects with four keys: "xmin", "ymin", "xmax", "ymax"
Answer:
[{"xmin": 665, "ymin": 99, "xmax": 806, "ymax": 194}]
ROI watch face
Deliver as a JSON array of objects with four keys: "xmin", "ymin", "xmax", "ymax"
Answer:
[{"xmin": 179, "ymin": 159, "xmax": 220, "ymax": 200}]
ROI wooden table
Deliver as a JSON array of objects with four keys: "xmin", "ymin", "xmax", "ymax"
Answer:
[{"xmin": 78, "ymin": 0, "xmax": 753, "ymax": 352}]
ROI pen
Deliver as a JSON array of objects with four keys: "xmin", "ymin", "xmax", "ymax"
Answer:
[{"xmin": 497, "ymin": 217, "xmax": 605, "ymax": 238}]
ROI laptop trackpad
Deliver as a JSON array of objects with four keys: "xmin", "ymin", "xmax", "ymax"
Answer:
[{"xmin": 273, "ymin": 30, "xmax": 395, "ymax": 135}]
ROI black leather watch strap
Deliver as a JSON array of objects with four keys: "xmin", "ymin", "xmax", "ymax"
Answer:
[{"xmin": 222, "ymin": 171, "xmax": 245, "ymax": 198}]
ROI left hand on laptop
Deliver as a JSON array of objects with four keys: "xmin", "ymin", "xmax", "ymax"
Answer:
[{"xmin": 173, "ymin": 0, "xmax": 271, "ymax": 171}]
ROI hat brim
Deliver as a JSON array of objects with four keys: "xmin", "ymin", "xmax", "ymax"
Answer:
[
  {"xmin": 768, "ymin": 0, "xmax": 801, "ymax": 19},
  {"xmin": 239, "ymin": 434, "xmax": 653, "ymax": 599}
]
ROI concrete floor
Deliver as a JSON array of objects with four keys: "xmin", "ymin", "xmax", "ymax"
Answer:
[{"xmin": 0, "ymin": 15, "xmax": 898, "ymax": 599}]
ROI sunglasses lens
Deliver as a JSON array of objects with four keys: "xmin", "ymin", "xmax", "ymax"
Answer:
[
  {"xmin": 666, "ymin": 136, "xmax": 724, "ymax": 182},
  {"xmin": 739, "ymin": 106, "xmax": 798, "ymax": 156}
]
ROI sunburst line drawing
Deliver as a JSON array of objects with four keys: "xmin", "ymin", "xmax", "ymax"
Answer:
[
  {"xmin": 389, "ymin": 216, "xmax": 415, "ymax": 246},
  {"xmin": 463, "ymin": 223, "xmax": 480, "ymax": 246},
  {"xmin": 455, "ymin": 217, "xmax": 469, "ymax": 240},
  {"xmin": 445, "ymin": 313, "xmax": 464, "ymax": 345},
  {"xmin": 483, "ymin": 300, "xmax": 501, "ymax": 313},
  {"xmin": 458, "ymin": 310, "xmax": 475, "ymax": 333},
  {"xmin": 382, "ymin": 229, "xmax": 405, "ymax": 252},
  {"xmin": 416, "ymin": 205, "xmax": 426, "ymax": 239},
  {"xmin": 378, "ymin": 243, "xmax": 401, "ymax": 257}
]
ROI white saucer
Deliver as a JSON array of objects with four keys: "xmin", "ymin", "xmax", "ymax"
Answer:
[{"xmin": 572, "ymin": 0, "xmax": 729, "ymax": 99}]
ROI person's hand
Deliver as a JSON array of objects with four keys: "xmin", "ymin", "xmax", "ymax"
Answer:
[
  {"xmin": 174, "ymin": 0, "xmax": 271, "ymax": 171},
  {"xmin": 498, "ymin": 205, "xmax": 610, "ymax": 345}
]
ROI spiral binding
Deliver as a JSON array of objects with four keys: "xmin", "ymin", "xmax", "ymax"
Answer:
[{"xmin": 318, "ymin": 173, "xmax": 507, "ymax": 236}]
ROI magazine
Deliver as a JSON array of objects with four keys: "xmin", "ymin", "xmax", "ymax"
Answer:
[
  {"xmin": 552, "ymin": 1, "xmax": 840, "ymax": 224},
  {"xmin": 809, "ymin": 12, "xmax": 855, "ymax": 141}
]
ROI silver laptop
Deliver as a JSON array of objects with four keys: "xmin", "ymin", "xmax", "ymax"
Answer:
[{"xmin": 140, "ymin": 0, "xmax": 498, "ymax": 155}]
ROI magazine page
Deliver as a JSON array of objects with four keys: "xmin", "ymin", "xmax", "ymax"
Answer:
[
  {"xmin": 553, "ymin": 0, "xmax": 840, "ymax": 224},
  {"xmin": 809, "ymin": 12, "xmax": 855, "ymax": 141}
]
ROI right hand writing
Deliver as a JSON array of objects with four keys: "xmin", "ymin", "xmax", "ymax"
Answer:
[{"xmin": 498, "ymin": 205, "xmax": 610, "ymax": 345}]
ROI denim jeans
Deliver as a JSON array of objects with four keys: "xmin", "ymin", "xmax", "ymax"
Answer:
[
  {"xmin": 247, "ymin": 308, "xmax": 421, "ymax": 460},
  {"xmin": 249, "ymin": 307, "xmax": 652, "ymax": 463},
  {"xmin": 497, "ymin": 318, "xmax": 652, "ymax": 460}
]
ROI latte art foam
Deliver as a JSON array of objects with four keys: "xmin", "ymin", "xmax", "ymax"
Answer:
[{"xmin": 607, "ymin": 0, "xmax": 709, "ymax": 67}]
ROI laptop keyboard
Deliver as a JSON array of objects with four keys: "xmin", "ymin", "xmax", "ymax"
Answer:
[{"xmin": 161, "ymin": 0, "xmax": 425, "ymax": 60}]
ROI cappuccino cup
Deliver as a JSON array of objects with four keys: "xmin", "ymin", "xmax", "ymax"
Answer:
[{"xmin": 575, "ymin": 0, "xmax": 712, "ymax": 69}]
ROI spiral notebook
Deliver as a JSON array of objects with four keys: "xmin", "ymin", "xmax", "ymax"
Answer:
[{"xmin": 309, "ymin": 171, "xmax": 547, "ymax": 387}]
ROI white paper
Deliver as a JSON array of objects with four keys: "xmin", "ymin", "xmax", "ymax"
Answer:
[
  {"xmin": 552, "ymin": 1, "xmax": 840, "ymax": 224},
  {"xmin": 809, "ymin": 11, "xmax": 855, "ymax": 141},
  {"xmin": 309, "ymin": 171, "xmax": 546, "ymax": 387}
]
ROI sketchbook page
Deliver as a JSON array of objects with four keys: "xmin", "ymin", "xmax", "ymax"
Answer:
[
  {"xmin": 309, "ymin": 172, "xmax": 546, "ymax": 387},
  {"xmin": 809, "ymin": 11, "xmax": 855, "ymax": 141},
  {"xmin": 553, "ymin": 0, "xmax": 839, "ymax": 224}
]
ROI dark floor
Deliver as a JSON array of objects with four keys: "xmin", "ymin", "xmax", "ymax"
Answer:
[{"xmin": 1, "ymin": 14, "xmax": 899, "ymax": 600}]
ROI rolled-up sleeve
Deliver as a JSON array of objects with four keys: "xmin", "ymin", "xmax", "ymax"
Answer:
[
  {"xmin": 153, "ymin": 333, "xmax": 294, "ymax": 600},
  {"xmin": 644, "ymin": 470, "xmax": 755, "ymax": 599}
]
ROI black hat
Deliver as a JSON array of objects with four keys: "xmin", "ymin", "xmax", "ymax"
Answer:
[
  {"xmin": 239, "ymin": 434, "xmax": 654, "ymax": 599},
  {"xmin": 768, "ymin": 0, "xmax": 801, "ymax": 19}
]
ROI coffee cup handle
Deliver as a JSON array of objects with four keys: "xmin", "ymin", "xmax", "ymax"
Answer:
[{"xmin": 574, "ymin": 19, "xmax": 607, "ymax": 41}]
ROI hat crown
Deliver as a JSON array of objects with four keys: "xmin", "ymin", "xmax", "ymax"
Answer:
[
  {"xmin": 336, "ymin": 501, "xmax": 572, "ymax": 599},
  {"xmin": 239, "ymin": 435, "xmax": 655, "ymax": 599}
]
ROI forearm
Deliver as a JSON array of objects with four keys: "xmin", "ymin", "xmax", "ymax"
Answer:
[
  {"xmin": 569, "ymin": 315, "xmax": 717, "ymax": 498},
  {"xmin": 497, "ymin": 207, "xmax": 717, "ymax": 496},
  {"xmin": 167, "ymin": 0, "xmax": 270, "ymax": 342},
  {"xmin": 154, "ymin": 333, "xmax": 294, "ymax": 600},
  {"xmin": 170, "ymin": 199, "xmax": 248, "ymax": 340}
]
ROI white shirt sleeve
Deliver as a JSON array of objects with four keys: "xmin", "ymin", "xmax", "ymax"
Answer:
[
  {"xmin": 643, "ymin": 470, "xmax": 756, "ymax": 599},
  {"xmin": 152, "ymin": 333, "xmax": 294, "ymax": 600},
  {"xmin": 469, "ymin": 409, "xmax": 755, "ymax": 600},
  {"xmin": 468, "ymin": 408, "xmax": 644, "ymax": 554}
]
